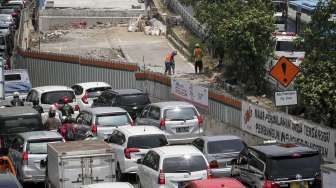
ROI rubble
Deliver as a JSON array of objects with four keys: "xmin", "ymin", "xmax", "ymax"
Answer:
[{"xmin": 41, "ymin": 30, "xmax": 69, "ymax": 42}]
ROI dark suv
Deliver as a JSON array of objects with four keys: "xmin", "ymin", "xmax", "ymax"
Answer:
[
  {"xmin": 92, "ymin": 89, "xmax": 150, "ymax": 120},
  {"xmin": 231, "ymin": 143, "xmax": 321, "ymax": 188},
  {"xmin": 0, "ymin": 107, "xmax": 44, "ymax": 155}
]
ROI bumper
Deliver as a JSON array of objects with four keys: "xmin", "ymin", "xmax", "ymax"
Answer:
[
  {"xmin": 22, "ymin": 174, "xmax": 45, "ymax": 183},
  {"xmin": 211, "ymin": 167, "xmax": 232, "ymax": 177},
  {"xmin": 123, "ymin": 159, "xmax": 138, "ymax": 174},
  {"xmin": 166, "ymin": 129, "xmax": 203, "ymax": 144},
  {"xmin": 22, "ymin": 166, "xmax": 46, "ymax": 183}
]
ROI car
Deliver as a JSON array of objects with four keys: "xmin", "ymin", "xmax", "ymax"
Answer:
[
  {"xmin": 0, "ymin": 8, "xmax": 20, "ymax": 27},
  {"xmin": 93, "ymin": 89, "xmax": 150, "ymax": 120},
  {"xmin": 231, "ymin": 143, "xmax": 322, "ymax": 188},
  {"xmin": 4, "ymin": 69, "xmax": 32, "ymax": 99},
  {"xmin": 0, "ymin": 106, "xmax": 44, "ymax": 155},
  {"xmin": 192, "ymin": 135, "xmax": 246, "ymax": 177},
  {"xmin": 0, "ymin": 173, "xmax": 22, "ymax": 188},
  {"xmin": 80, "ymin": 182, "xmax": 134, "ymax": 188},
  {"xmin": 26, "ymin": 85, "xmax": 78, "ymax": 113},
  {"xmin": 136, "ymin": 101, "xmax": 204, "ymax": 144},
  {"xmin": 8, "ymin": 131, "xmax": 64, "ymax": 183},
  {"xmin": 0, "ymin": 14, "xmax": 15, "ymax": 35},
  {"xmin": 184, "ymin": 178, "xmax": 245, "ymax": 188},
  {"xmin": 106, "ymin": 126, "xmax": 168, "ymax": 181},
  {"xmin": 75, "ymin": 107, "xmax": 133, "ymax": 139},
  {"xmin": 71, "ymin": 82, "xmax": 111, "ymax": 111},
  {"xmin": 137, "ymin": 145, "xmax": 211, "ymax": 188}
]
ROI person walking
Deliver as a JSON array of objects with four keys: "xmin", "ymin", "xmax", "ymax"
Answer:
[
  {"xmin": 164, "ymin": 51, "xmax": 177, "ymax": 75},
  {"xmin": 193, "ymin": 43, "xmax": 203, "ymax": 74}
]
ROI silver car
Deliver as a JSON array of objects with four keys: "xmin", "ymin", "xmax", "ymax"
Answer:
[
  {"xmin": 192, "ymin": 135, "xmax": 246, "ymax": 177},
  {"xmin": 137, "ymin": 101, "xmax": 204, "ymax": 144},
  {"xmin": 8, "ymin": 131, "xmax": 64, "ymax": 183},
  {"xmin": 76, "ymin": 107, "xmax": 133, "ymax": 139}
]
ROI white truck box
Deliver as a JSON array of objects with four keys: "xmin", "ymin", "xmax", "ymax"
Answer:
[
  {"xmin": 321, "ymin": 163, "xmax": 336, "ymax": 188},
  {"xmin": 47, "ymin": 140, "xmax": 115, "ymax": 188}
]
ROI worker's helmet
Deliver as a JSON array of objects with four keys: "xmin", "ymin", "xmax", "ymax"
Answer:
[
  {"xmin": 172, "ymin": 50, "xmax": 177, "ymax": 55},
  {"xmin": 13, "ymin": 92, "xmax": 20, "ymax": 98},
  {"xmin": 195, "ymin": 43, "xmax": 200, "ymax": 47}
]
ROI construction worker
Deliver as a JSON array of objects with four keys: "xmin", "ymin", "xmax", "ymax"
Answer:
[
  {"xmin": 164, "ymin": 50, "xmax": 177, "ymax": 75},
  {"xmin": 193, "ymin": 43, "xmax": 203, "ymax": 74},
  {"xmin": 11, "ymin": 92, "xmax": 24, "ymax": 106}
]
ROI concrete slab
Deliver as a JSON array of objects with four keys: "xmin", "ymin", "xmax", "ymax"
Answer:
[{"xmin": 49, "ymin": 0, "xmax": 145, "ymax": 10}]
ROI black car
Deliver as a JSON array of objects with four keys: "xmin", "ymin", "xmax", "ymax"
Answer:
[
  {"xmin": 231, "ymin": 143, "xmax": 321, "ymax": 188},
  {"xmin": 93, "ymin": 89, "xmax": 150, "ymax": 120},
  {"xmin": 0, "ymin": 173, "xmax": 22, "ymax": 188},
  {"xmin": 0, "ymin": 107, "xmax": 45, "ymax": 155}
]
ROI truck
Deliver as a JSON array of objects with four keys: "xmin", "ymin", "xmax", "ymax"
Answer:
[
  {"xmin": 46, "ymin": 140, "xmax": 116, "ymax": 188},
  {"xmin": 321, "ymin": 163, "xmax": 336, "ymax": 188}
]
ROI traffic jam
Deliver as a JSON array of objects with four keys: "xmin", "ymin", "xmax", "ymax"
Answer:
[{"xmin": 0, "ymin": 81, "xmax": 323, "ymax": 188}]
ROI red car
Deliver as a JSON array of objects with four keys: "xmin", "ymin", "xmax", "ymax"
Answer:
[{"xmin": 185, "ymin": 178, "xmax": 245, "ymax": 188}]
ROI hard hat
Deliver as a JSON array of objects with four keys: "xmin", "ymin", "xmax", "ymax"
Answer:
[
  {"xmin": 13, "ymin": 92, "xmax": 20, "ymax": 97},
  {"xmin": 195, "ymin": 43, "xmax": 200, "ymax": 47},
  {"xmin": 172, "ymin": 50, "xmax": 177, "ymax": 55}
]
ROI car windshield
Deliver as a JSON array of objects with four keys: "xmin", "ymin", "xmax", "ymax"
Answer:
[
  {"xmin": 1, "ymin": 117, "xmax": 43, "ymax": 133},
  {"xmin": 28, "ymin": 139, "xmax": 62, "ymax": 154},
  {"xmin": 86, "ymin": 87, "xmax": 111, "ymax": 98},
  {"xmin": 164, "ymin": 107, "xmax": 197, "ymax": 121},
  {"xmin": 119, "ymin": 94, "xmax": 149, "ymax": 106},
  {"xmin": 96, "ymin": 113, "xmax": 130, "ymax": 126},
  {"xmin": 127, "ymin": 134, "xmax": 167, "ymax": 149},
  {"xmin": 207, "ymin": 139, "xmax": 245, "ymax": 154},
  {"xmin": 41, "ymin": 91, "xmax": 75, "ymax": 104},
  {"xmin": 163, "ymin": 155, "xmax": 207, "ymax": 173},
  {"xmin": 267, "ymin": 153, "xmax": 321, "ymax": 180},
  {"xmin": 276, "ymin": 41, "xmax": 294, "ymax": 51}
]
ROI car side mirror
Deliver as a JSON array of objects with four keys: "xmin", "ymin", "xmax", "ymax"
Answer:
[{"xmin": 136, "ymin": 159, "xmax": 142, "ymax": 164}]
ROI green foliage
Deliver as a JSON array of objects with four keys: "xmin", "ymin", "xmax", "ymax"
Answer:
[
  {"xmin": 192, "ymin": 0, "xmax": 275, "ymax": 94},
  {"xmin": 296, "ymin": 0, "xmax": 336, "ymax": 127}
]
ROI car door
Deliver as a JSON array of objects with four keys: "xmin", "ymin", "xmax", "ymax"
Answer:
[
  {"xmin": 192, "ymin": 138, "xmax": 205, "ymax": 153},
  {"xmin": 147, "ymin": 106, "xmax": 161, "ymax": 127},
  {"xmin": 140, "ymin": 151, "xmax": 159, "ymax": 188},
  {"xmin": 107, "ymin": 130, "xmax": 126, "ymax": 169},
  {"xmin": 246, "ymin": 153, "xmax": 265, "ymax": 187},
  {"xmin": 137, "ymin": 105, "xmax": 150, "ymax": 125}
]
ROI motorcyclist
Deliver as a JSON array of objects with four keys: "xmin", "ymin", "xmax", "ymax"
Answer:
[
  {"xmin": 10, "ymin": 92, "xmax": 24, "ymax": 106},
  {"xmin": 32, "ymin": 99, "xmax": 44, "ymax": 113},
  {"xmin": 59, "ymin": 96, "xmax": 74, "ymax": 120},
  {"xmin": 44, "ymin": 105, "xmax": 61, "ymax": 131}
]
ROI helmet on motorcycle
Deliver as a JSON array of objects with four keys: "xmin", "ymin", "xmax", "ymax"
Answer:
[
  {"xmin": 13, "ymin": 92, "xmax": 20, "ymax": 98},
  {"xmin": 62, "ymin": 96, "xmax": 70, "ymax": 104}
]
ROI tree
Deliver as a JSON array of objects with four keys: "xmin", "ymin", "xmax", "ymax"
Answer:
[
  {"xmin": 296, "ymin": 0, "xmax": 336, "ymax": 127},
  {"xmin": 183, "ymin": 0, "xmax": 276, "ymax": 94}
]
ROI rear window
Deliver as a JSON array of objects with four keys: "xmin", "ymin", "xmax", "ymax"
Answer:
[
  {"xmin": 96, "ymin": 113, "xmax": 131, "ymax": 127},
  {"xmin": 127, "ymin": 134, "xmax": 168, "ymax": 149},
  {"xmin": 5, "ymin": 74, "xmax": 21, "ymax": 81},
  {"xmin": 87, "ymin": 87, "xmax": 111, "ymax": 98},
  {"xmin": 27, "ymin": 139, "xmax": 62, "ymax": 154},
  {"xmin": 207, "ymin": 139, "xmax": 245, "ymax": 154},
  {"xmin": 164, "ymin": 107, "xmax": 197, "ymax": 121},
  {"xmin": 1, "ymin": 117, "xmax": 43, "ymax": 133},
  {"xmin": 41, "ymin": 91, "xmax": 75, "ymax": 104},
  {"xmin": 163, "ymin": 155, "xmax": 207, "ymax": 173},
  {"xmin": 276, "ymin": 41, "xmax": 294, "ymax": 51},
  {"xmin": 267, "ymin": 153, "xmax": 321, "ymax": 180},
  {"xmin": 119, "ymin": 94, "xmax": 149, "ymax": 106}
]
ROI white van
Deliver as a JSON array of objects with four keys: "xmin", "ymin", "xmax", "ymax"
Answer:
[{"xmin": 4, "ymin": 69, "xmax": 32, "ymax": 99}]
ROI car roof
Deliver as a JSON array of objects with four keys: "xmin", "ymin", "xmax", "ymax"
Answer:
[
  {"xmin": 153, "ymin": 145, "xmax": 201, "ymax": 157},
  {"xmin": 18, "ymin": 131, "xmax": 63, "ymax": 140},
  {"xmin": 0, "ymin": 173, "xmax": 21, "ymax": 187},
  {"xmin": 85, "ymin": 107, "xmax": 127, "ymax": 115},
  {"xmin": 80, "ymin": 182, "xmax": 133, "ymax": 188},
  {"xmin": 109, "ymin": 89, "xmax": 144, "ymax": 95},
  {"xmin": 0, "ymin": 106, "xmax": 39, "ymax": 117},
  {"xmin": 73, "ymin": 82, "xmax": 111, "ymax": 89},
  {"xmin": 200, "ymin": 135, "xmax": 242, "ymax": 142},
  {"xmin": 192, "ymin": 178, "xmax": 244, "ymax": 188},
  {"xmin": 250, "ymin": 143, "xmax": 319, "ymax": 158},
  {"xmin": 32, "ymin": 85, "xmax": 73, "ymax": 93},
  {"xmin": 152, "ymin": 101, "xmax": 194, "ymax": 108},
  {"xmin": 117, "ymin": 126, "xmax": 164, "ymax": 136}
]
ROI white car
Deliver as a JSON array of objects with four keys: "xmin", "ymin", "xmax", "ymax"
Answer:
[
  {"xmin": 80, "ymin": 182, "xmax": 134, "ymax": 188},
  {"xmin": 71, "ymin": 82, "xmax": 111, "ymax": 110},
  {"xmin": 137, "ymin": 145, "xmax": 211, "ymax": 188},
  {"xmin": 106, "ymin": 126, "xmax": 168, "ymax": 181}
]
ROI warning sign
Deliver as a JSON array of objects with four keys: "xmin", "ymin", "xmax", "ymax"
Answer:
[{"xmin": 270, "ymin": 56, "xmax": 300, "ymax": 87}]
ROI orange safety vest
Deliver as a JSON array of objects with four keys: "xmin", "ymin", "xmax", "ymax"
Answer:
[
  {"xmin": 194, "ymin": 47, "xmax": 203, "ymax": 61},
  {"xmin": 165, "ymin": 53, "xmax": 174, "ymax": 63}
]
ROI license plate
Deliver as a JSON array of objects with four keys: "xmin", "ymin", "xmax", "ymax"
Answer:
[
  {"xmin": 290, "ymin": 181, "xmax": 308, "ymax": 188},
  {"xmin": 176, "ymin": 127, "xmax": 189, "ymax": 133}
]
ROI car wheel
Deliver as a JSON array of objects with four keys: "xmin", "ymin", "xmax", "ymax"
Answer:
[{"xmin": 116, "ymin": 163, "xmax": 124, "ymax": 181}]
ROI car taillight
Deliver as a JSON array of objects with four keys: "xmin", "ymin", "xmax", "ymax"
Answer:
[
  {"xmin": 91, "ymin": 124, "xmax": 97, "ymax": 134},
  {"xmin": 207, "ymin": 166, "xmax": 213, "ymax": 179},
  {"xmin": 11, "ymin": 13, "xmax": 17, "ymax": 17},
  {"xmin": 263, "ymin": 180, "xmax": 280, "ymax": 188},
  {"xmin": 158, "ymin": 169, "xmax": 165, "ymax": 184},
  {"xmin": 209, "ymin": 160, "xmax": 219, "ymax": 169},
  {"xmin": 22, "ymin": 151, "xmax": 28, "ymax": 161},
  {"xmin": 82, "ymin": 93, "xmax": 89, "ymax": 104},
  {"xmin": 159, "ymin": 119, "xmax": 165, "ymax": 128},
  {"xmin": 124, "ymin": 148, "xmax": 140, "ymax": 159},
  {"xmin": 197, "ymin": 115, "xmax": 204, "ymax": 125}
]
